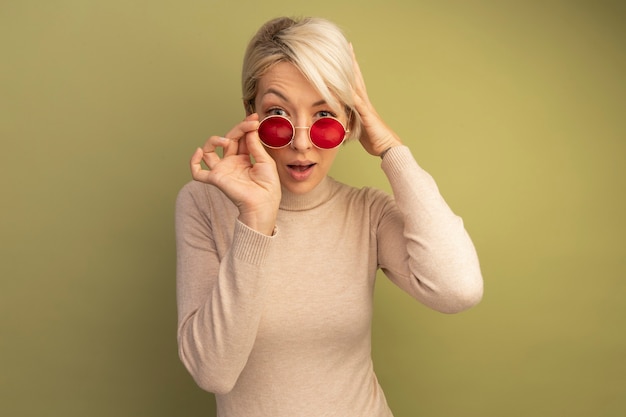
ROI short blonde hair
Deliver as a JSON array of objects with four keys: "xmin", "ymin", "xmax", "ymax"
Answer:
[{"xmin": 242, "ymin": 17, "xmax": 361, "ymax": 141}]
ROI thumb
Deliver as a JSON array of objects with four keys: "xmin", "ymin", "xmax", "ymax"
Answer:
[
  {"xmin": 245, "ymin": 128, "xmax": 273, "ymax": 164},
  {"xmin": 242, "ymin": 112, "xmax": 273, "ymax": 163}
]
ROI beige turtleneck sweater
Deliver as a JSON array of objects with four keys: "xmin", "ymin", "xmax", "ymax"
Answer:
[{"xmin": 175, "ymin": 146, "xmax": 483, "ymax": 417}]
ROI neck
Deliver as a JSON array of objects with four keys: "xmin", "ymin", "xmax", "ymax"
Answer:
[{"xmin": 279, "ymin": 176, "xmax": 335, "ymax": 211}]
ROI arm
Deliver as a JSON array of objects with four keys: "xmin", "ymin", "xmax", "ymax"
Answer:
[
  {"xmin": 176, "ymin": 115, "xmax": 281, "ymax": 393},
  {"xmin": 377, "ymin": 147, "xmax": 483, "ymax": 313},
  {"xmin": 175, "ymin": 184, "xmax": 275, "ymax": 394},
  {"xmin": 350, "ymin": 46, "xmax": 482, "ymax": 312}
]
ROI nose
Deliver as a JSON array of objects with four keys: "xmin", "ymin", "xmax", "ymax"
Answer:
[{"xmin": 290, "ymin": 126, "xmax": 312, "ymax": 151}]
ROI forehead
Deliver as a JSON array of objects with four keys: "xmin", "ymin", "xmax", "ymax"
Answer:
[{"xmin": 257, "ymin": 62, "xmax": 321, "ymax": 102}]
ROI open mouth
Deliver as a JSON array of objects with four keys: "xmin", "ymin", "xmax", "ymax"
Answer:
[
  {"xmin": 286, "ymin": 162, "xmax": 317, "ymax": 181},
  {"xmin": 288, "ymin": 163, "xmax": 316, "ymax": 172}
]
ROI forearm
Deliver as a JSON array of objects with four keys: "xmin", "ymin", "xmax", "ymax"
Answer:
[
  {"xmin": 176, "ymin": 186, "xmax": 275, "ymax": 393},
  {"xmin": 177, "ymin": 221, "xmax": 274, "ymax": 393},
  {"xmin": 379, "ymin": 146, "xmax": 483, "ymax": 313}
]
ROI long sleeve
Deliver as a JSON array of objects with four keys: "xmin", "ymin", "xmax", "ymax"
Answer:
[
  {"xmin": 173, "ymin": 148, "xmax": 483, "ymax": 415},
  {"xmin": 175, "ymin": 181, "xmax": 275, "ymax": 394},
  {"xmin": 377, "ymin": 146, "xmax": 483, "ymax": 313}
]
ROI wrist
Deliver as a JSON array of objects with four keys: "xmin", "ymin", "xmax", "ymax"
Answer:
[
  {"xmin": 379, "ymin": 140, "xmax": 403, "ymax": 159},
  {"xmin": 238, "ymin": 211, "xmax": 277, "ymax": 237},
  {"xmin": 379, "ymin": 147, "xmax": 393, "ymax": 159}
]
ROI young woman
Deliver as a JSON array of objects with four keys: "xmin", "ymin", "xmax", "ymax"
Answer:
[{"xmin": 175, "ymin": 16, "xmax": 483, "ymax": 417}]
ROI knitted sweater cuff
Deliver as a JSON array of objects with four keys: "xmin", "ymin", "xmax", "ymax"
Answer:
[{"xmin": 230, "ymin": 220, "xmax": 275, "ymax": 265}]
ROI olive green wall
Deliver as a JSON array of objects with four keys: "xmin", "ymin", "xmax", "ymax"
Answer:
[{"xmin": 2, "ymin": 1, "xmax": 624, "ymax": 416}]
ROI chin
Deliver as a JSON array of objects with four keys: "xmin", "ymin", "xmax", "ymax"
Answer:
[{"xmin": 282, "ymin": 178, "xmax": 321, "ymax": 195}]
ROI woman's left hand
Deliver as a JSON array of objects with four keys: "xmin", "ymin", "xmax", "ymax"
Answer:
[{"xmin": 351, "ymin": 44, "xmax": 403, "ymax": 157}]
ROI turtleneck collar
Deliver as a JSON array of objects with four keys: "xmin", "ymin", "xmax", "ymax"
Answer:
[{"xmin": 279, "ymin": 176, "xmax": 336, "ymax": 211}]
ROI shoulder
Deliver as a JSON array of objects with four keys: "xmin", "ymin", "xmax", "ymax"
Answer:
[
  {"xmin": 176, "ymin": 180, "xmax": 236, "ymax": 214},
  {"xmin": 328, "ymin": 177, "xmax": 395, "ymax": 211}
]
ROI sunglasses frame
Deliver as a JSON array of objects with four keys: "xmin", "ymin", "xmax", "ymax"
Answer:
[{"xmin": 257, "ymin": 115, "xmax": 349, "ymax": 150}]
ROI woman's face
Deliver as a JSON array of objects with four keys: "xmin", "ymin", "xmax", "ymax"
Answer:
[{"xmin": 253, "ymin": 62, "xmax": 346, "ymax": 195}]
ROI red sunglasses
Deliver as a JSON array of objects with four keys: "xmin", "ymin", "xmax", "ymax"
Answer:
[{"xmin": 257, "ymin": 115, "xmax": 348, "ymax": 149}]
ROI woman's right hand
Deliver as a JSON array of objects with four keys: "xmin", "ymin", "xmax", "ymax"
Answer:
[{"xmin": 190, "ymin": 113, "xmax": 281, "ymax": 236}]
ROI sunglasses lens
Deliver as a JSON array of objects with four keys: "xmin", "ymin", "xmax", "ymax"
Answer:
[
  {"xmin": 310, "ymin": 118, "xmax": 346, "ymax": 149},
  {"xmin": 258, "ymin": 117, "xmax": 293, "ymax": 148}
]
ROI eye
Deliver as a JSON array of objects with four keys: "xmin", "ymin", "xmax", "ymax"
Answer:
[
  {"xmin": 267, "ymin": 107, "xmax": 287, "ymax": 117},
  {"xmin": 317, "ymin": 110, "xmax": 337, "ymax": 118}
]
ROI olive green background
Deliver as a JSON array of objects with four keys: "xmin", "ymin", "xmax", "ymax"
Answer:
[{"xmin": 2, "ymin": 0, "xmax": 624, "ymax": 416}]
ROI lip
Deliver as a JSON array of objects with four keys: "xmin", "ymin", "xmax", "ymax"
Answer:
[{"xmin": 286, "ymin": 161, "xmax": 316, "ymax": 181}]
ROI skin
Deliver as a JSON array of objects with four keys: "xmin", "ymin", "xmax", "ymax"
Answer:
[
  {"xmin": 190, "ymin": 46, "xmax": 402, "ymax": 236},
  {"xmin": 253, "ymin": 61, "xmax": 344, "ymax": 197}
]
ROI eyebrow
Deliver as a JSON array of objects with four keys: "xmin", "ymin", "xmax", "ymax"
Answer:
[{"xmin": 262, "ymin": 88, "xmax": 327, "ymax": 108}]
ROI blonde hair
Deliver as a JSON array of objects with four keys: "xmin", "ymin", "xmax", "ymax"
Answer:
[{"xmin": 242, "ymin": 17, "xmax": 361, "ymax": 141}]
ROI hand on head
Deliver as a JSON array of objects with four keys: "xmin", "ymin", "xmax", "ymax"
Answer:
[
  {"xmin": 349, "ymin": 44, "xmax": 403, "ymax": 157},
  {"xmin": 187, "ymin": 17, "xmax": 404, "ymax": 236}
]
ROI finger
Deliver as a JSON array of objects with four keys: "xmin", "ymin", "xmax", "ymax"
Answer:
[
  {"xmin": 244, "ymin": 128, "xmax": 273, "ymax": 164},
  {"xmin": 221, "ymin": 136, "xmax": 240, "ymax": 159},
  {"xmin": 223, "ymin": 116, "xmax": 260, "ymax": 158},
  {"xmin": 190, "ymin": 147, "xmax": 212, "ymax": 183},
  {"xmin": 223, "ymin": 116, "xmax": 260, "ymax": 142},
  {"xmin": 245, "ymin": 112, "xmax": 260, "ymax": 122},
  {"xmin": 201, "ymin": 136, "xmax": 229, "ymax": 169},
  {"xmin": 201, "ymin": 134, "xmax": 227, "ymax": 153}
]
